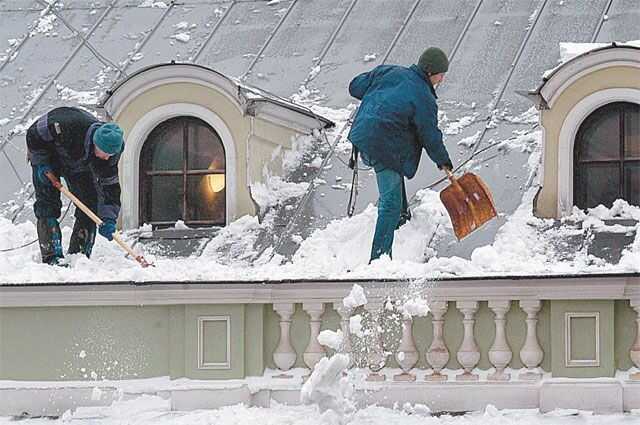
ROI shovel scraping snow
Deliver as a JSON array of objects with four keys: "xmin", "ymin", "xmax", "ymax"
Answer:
[
  {"xmin": 45, "ymin": 171, "xmax": 154, "ymax": 268},
  {"xmin": 440, "ymin": 169, "xmax": 497, "ymax": 240}
]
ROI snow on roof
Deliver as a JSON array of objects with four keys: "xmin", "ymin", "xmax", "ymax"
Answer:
[{"xmin": 1, "ymin": 0, "xmax": 639, "ymax": 284}]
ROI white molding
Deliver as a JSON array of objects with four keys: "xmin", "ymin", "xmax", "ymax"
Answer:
[
  {"xmin": 540, "ymin": 48, "xmax": 640, "ymax": 108},
  {"xmin": 122, "ymin": 103, "xmax": 237, "ymax": 229},
  {"xmin": 1, "ymin": 275, "xmax": 639, "ymax": 307},
  {"xmin": 104, "ymin": 65, "xmax": 244, "ymax": 119},
  {"xmin": 557, "ymin": 88, "xmax": 640, "ymax": 216},
  {"xmin": 3, "ymin": 379, "xmax": 636, "ymax": 416},
  {"xmin": 197, "ymin": 315, "xmax": 231, "ymax": 370},
  {"xmin": 565, "ymin": 312, "xmax": 600, "ymax": 368}
]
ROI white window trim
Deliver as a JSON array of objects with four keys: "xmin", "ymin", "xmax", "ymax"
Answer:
[
  {"xmin": 121, "ymin": 103, "xmax": 236, "ymax": 230},
  {"xmin": 557, "ymin": 88, "xmax": 640, "ymax": 216}
]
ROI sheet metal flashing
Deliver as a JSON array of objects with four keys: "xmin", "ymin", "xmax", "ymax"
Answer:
[
  {"xmin": 526, "ymin": 43, "xmax": 640, "ymax": 106},
  {"xmin": 98, "ymin": 62, "xmax": 334, "ymax": 129},
  {"xmin": 2, "ymin": 271, "xmax": 638, "ymax": 288}
]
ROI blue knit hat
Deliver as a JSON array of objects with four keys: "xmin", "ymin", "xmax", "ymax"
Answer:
[{"xmin": 93, "ymin": 123, "xmax": 124, "ymax": 155}]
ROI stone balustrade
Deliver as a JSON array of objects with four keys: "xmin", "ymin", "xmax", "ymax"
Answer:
[{"xmin": 271, "ymin": 298, "xmax": 548, "ymax": 381}]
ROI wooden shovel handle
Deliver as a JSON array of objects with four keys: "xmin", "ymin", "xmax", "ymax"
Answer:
[
  {"xmin": 444, "ymin": 168, "xmax": 456, "ymax": 182},
  {"xmin": 45, "ymin": 171, "xmax": 154, "ymax": 268}
]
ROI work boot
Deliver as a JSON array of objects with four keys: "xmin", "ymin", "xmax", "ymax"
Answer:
[
  {"xmin": 36, "ymin": 217, "xmax": 65, "ymax": 266},
  {"xmin": 68, "ymin": 219, "xmax": 96, "ymax": 258},
  {"xmin": 396, "ymin": 209, "xmax": 412, "ymax": 230}
]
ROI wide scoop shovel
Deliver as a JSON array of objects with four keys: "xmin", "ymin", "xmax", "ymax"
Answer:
[
  {"xmin": 439, "ymin": 169, "xmax": 497, "ymax": 240},
  {"xmin": 45, "ymin": 171, "xmax": 154, "ymax": 268}
]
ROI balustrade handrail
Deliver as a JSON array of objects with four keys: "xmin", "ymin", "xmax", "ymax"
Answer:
[{"xmin": 1, "ymin": 274, "xmax": 639, "ymax": 307}]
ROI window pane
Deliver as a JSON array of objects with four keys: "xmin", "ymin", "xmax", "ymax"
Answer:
[
  {"xmin": 150, "ymin": 175, "xmax": 183, "ymax": 222},
  {"xmin": 187, "ymin": 120, "xmax": 225, "ymax": 171},
  {"xmin": 186, "ymin": 174, "xmax": 225, "ymax": 225},
  {"xmin": 575, "ymin": 163, "xmax": 621, "ymax": 209},
  {"xmin": 576, "ymin": 104, "xmax": 621, "ymax": 161},
  {"xmin": 625, "ymin": 163, "xmax": 640, "ymax": 206},
  {"xmin": 625, "ymin": 104, "xmax": 640, "ymax": 159},
  {"xmin": 147, "ymin": 119, "xmax": 184, "ymax": 171}
]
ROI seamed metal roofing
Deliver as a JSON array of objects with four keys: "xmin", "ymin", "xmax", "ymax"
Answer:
[{"xmin": 0, "ymin": 0, "xmax": 638, "ymax": 272}]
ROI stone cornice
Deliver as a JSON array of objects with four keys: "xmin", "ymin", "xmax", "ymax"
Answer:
[{"xmin": 1, "ymin": 274, "xmax": 638, "ymax": 307}]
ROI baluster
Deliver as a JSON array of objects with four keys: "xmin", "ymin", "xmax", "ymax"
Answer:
[
  {"xmin": 488, "ymin": 300, "xmax": 512, "ymax": 381},
  {"xmin": 629, "ymin": 299, "xmax": 640, "ymax": 380},
  {"xmin": 302, "ymin": 303, "xmax": 326, "ymax": 370},
  {"xmin": 426, "ymin": 301, "xmax": 449, "ymax": 381},
  {"xmin": 365, "ymin": 301, "xmax": 387, "ymax": 381},
  {"xmin": 333, "ymin": 302, "xmax": 353, "ymax": 362},
  {"xmin": 456, "ymin": 301, "xmax": 480, "ymax": 381},
  {"xmin": 519, "ymin": 300, "xmax": 543, "ymax": 380},
  {"xmin": 273, "ymin": 303, "xmax": 297, "ymax": 377},
  {"xmin": 394, "ymin": 316, "xmax": 419, "ymax": 381}
]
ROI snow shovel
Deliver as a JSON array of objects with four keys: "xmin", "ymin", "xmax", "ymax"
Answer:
[
  {"xmin": 45, "ymin": 172, "xmax": 154, "ymax": 268},
  {"xmin": 440, "ymin": 169, "xmax": 497, "ymax": 240}
]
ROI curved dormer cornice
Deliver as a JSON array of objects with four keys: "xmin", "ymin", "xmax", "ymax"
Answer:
[
  {"xmin": 529, "ymin": 44, "xmax": 640, "ymax": 109},
  {"xmin": 99, "ymin": 62, "xmax": 333, "ymax": 131}
]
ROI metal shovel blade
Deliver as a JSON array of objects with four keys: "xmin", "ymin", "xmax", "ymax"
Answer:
[{"xmin": 440, "ymin": 171, "xmax": 497, "ymax": 240}]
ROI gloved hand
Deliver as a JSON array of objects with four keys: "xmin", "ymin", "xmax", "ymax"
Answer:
[
  {"xmin": 439, "ymin": 160, "xmax": 453, "ymax": 172},
  {"xmin": 98, "ymin": 219, "xmax": 116, "ymax": 241},
  {"xmin": 35, "ymin": 164, "xmax": 54, "ymax": 186}
]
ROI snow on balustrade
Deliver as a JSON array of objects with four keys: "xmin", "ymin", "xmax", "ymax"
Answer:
[{"xmin": 271, "ymin": 283, "xmax": 550, "ymax": 388}]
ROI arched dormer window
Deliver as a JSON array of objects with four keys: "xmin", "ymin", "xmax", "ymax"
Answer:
[
  {"xmin": 139, "ymin": 116, "xmax": 226, "ymax": 229},
  {"xmin": 574, "ymin": 102, "xmax": 639, "ymax": 209}
]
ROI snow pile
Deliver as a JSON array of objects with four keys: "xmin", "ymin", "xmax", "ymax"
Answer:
[
  {"xmin": 318, "ymin": 329, "xmax": 344, "ymax": 351},
  {"xmin": 56, "ymin": 84, "xmax": 99, "ymax": 105},
  {"xmin": 291, "ymin": 188, "xmax": 450, "ymax": 275},
  {"xmin": 31, "ymin": 9, "xmax": 57, "ymax": 36},
  {"xmin": 251, "ymin": 176, "xmax": 309, "ymax": 210},
  {"xmin": 300, "ymin": 354, "xmax": 355, "ymax": 425},
  {"xmin": 343, "ymin": 284, "xmax": 367, "ymax": 309},
  {"xmin": 397, "ymin": 297, "xmax": 430, "ymax": 319},
  {"xmin": 137, "ymin": 0, "xmax": 169, "ymax": 8},
  {"xmin": 444, "ymin": 114, "xmax": 477, "ymax": 135},
  {"xmin": 8, "ymin": 394, "xmax": 638, "ymax": 425},
  {"xmin": 544, "ymin": 40, "xmax": 640, "ymax": 78},
  {"xmin": 64, "ymin": 394, "xmax": 170, "ymax": 421},
  {"xmin": 349, "ymin": 315, "xmax": 364, "ymax": 338},
  {"xmin": 559, "ymin": 40, "xmax": 640, "ymax": 63}
]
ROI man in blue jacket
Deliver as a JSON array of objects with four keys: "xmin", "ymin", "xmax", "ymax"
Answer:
[
  {"xmin": 26, "ymin": 107, "xmax": 124, "ymax": 266},
  {"xmin": 348, "ymin": 47, "xmax": 453, "ymax": 262}
]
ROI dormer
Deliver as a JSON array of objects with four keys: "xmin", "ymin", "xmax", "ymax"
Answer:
[
  {"xmin": 99, "ymin": 63, "xmax": 332, "ymax": 230},
  {"xmin": 526, "ymin": 43, "xmax": 640, "ymax": 218}
]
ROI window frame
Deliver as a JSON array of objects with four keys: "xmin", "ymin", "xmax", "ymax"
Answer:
[
  {"xmin": 573, "ymin": 101, "xmax": 639, "ymax": 209},
  {"xmin": 139, "ymin": 116, "xmax": 227, "ymax": 229}
]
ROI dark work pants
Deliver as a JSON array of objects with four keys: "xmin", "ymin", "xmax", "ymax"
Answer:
[{"xmin": 32, "ymin": 167, "xmax": 98, "ymax": 258}]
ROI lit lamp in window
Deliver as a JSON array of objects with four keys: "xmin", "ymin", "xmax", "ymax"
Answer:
[{"xmin": 207, "ymin": 174, "xmax": 225, "ymax": 193}]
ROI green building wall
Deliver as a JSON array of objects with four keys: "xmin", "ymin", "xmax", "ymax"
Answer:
[{"xmin": 0, "ymin": 299, "xmax": 636, "ymax": 381}]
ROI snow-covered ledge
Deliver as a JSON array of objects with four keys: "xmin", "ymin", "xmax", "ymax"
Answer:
[
  {"xmin": 121, "ymin": 103, "xmax": 237, "ymax": 229},
  {"xmin": 557, "ymin": 88, "xmax": 640, "ymax": 216}
]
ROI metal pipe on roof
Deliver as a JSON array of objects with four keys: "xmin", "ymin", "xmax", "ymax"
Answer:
[
  {"xmin": 592, "ymin": 0, "xmax": 615, "ymax": 43},
  {"xmin": 112, "ymin": 0, "xmax": 177, "ymax": 84},
  {"xmin": 192, "ymin": 1, "xmax": 237, "ymax": 64},
  {"xmin": 381, "ymin": 0, "xmax": 423, "ymax": 64},
  {"xmin": 241, "ymin": 0, "xmax": 301, "ymax": 81}
]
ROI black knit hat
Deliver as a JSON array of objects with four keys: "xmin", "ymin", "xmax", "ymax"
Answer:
[{"xmin": 418, "ymin": 47, "xmax": 449, "ymax": 75}]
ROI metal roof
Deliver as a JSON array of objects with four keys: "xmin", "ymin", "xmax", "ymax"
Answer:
[{"xmin": 1, "ymin": 0, "xmax": 638, "ymax": 275}]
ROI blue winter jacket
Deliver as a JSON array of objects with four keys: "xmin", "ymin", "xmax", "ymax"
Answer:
[{"xmin": 347, "ymin": 64, "xmax": 451, "ymax": 178}]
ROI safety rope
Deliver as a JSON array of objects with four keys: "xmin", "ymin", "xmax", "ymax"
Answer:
[{"xmin": 0, "ymin": 200, "xmax": 73, "ymax": 253}]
